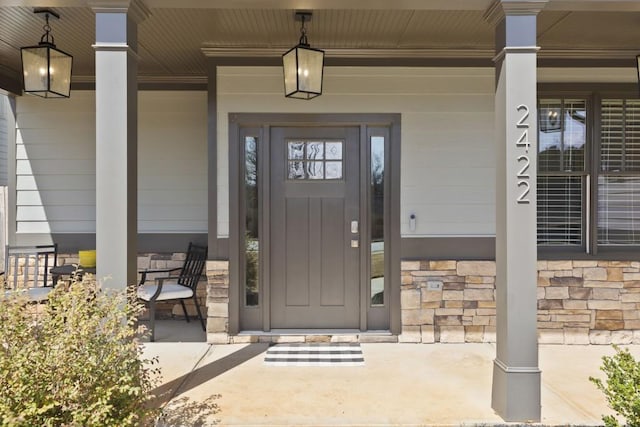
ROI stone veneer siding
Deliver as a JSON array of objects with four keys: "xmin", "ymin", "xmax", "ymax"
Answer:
[
  {"xmin": 401, "ymin": 260, "xmax": 640, "ymax": 345},
  {"xmin": 204, "ymin": 259, "xmax": 640, "ymax": 344},
  {"xmin": 206, "ymin": 260, "xmax": 230, "ymax": 344}
]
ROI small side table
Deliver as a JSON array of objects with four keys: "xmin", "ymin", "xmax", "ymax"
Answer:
[{"xmin": 50, "ymin": 264, "xmax": 97, "ymax": 284}]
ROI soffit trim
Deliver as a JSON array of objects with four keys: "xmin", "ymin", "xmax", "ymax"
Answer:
[
  {"xmin": 73, "ymin": 74, "xmax": 208, "ymax": 84},
  {"xmin": 202, "ymin": 47, "xmax": 495, "ymax": 59},
  {"xmin": 201, "ymin": 47, "xmax": 640, "ymax": 60}
]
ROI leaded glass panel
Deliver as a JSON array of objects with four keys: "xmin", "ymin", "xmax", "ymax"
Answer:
[
  {"xmin": 326, "ymin": 142, "xmax": 342, "ymax": 160},
  {"xmin": 286, "ymin": 140, "xmax": 343, "ymax": 180},
  {"xmin": 326, "ymin": 162, "xmax": 342, "ymax": 179}
]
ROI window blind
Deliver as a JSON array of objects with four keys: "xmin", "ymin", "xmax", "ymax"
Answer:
[
  {"xmin": 601, "ymin": 100, "xmax": 640, "ymax": 172},
  {"xmin": 598, "ymin": 176, "xmax": 640, "ymax": 245},
  {"xmin": 537, "ymin": 176, "xmax": 583, "ymax": 245},
  {"xmin": 537, "ymin": 98, "xmax": 586, "ymax": 246},
  {"xmin": 599, "ymin": 99, "xmax": 640, "ymax": 245},
  {"xmin": 626, "ymin": 101, "xmax": 640, "ymax": 172},
  {"xmin": 601, "ymin": 100, "xmax": 624, "ymax": 172}
]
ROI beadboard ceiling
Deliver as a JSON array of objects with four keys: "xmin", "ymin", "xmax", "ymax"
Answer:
[{"xmin": 1, "ymin": 2, "xmax": 640, "ymax": 85}]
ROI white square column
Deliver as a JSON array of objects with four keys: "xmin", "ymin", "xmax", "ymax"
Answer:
[
  {"xmin": 91, "ymin": 1, "xmax": 149, "ymax": 289},
  {"xmin": 485, "ymin": 0, "xmax": 547, "ymax": 422}
]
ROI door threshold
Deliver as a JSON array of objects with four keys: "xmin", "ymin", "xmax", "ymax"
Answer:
[
  {"xmin": 232, "ymin": 329, "xmax": 398, "ymax": 344},
  {"xmin": 239, "ymin": 329, "xmax": 392, "ymax": 336}
]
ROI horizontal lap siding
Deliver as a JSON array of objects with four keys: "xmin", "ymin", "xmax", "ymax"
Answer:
[
  {"xmin": 14, "ymin": 91, "xmax": 207, "ymax": 236},
  {"xmin": 138, "ymin": 91, "xmax": 207, "ymax": 232},
  {"xmin": 217, "ymin": 66, "xmax": 496, "ymax": 238},
  {"xmin": 0, "ymin": 96, "xmax": 9, "ymax": 186},
  {"xmin": 16, "ymin": 92, "xmax": 96, "ymax": 235}
]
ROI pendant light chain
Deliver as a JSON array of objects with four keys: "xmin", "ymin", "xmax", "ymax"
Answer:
[
  {"xmin": 40, "ymin": 13, "xmax": 55, "ymax": 46},
  {"xmin": 298, "ymin": 15, "xmax": 309, "ymax": 46}
]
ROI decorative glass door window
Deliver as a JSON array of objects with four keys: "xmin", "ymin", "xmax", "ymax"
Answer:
[{"xmin": 287, "ymin": 140, "xmax": 343, "ymax": 180}]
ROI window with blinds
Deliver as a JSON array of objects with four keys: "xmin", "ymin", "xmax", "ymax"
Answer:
[
  {"xmin": 598, "ymin": 99, "xmax": 640, "ymax": 245},
  {"xmin": 601, "ymin": 99, "xmax": 640, "ymax": 173},
  {"xmin": 538, "ymin": 176, "xmax": 583, "ymax": 245},
  {"xmin": 537, "ymin": 99, "xmax": 587, "ymax": 246}
]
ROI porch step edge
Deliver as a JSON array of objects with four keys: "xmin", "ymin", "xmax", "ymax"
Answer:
[
  {"xmin": 238, "ymin": 329, "xmax": 392, "ymax": 336},
  {"xmin": 225, "ymin": 330, "xmax": 398, "ymax": 344}
]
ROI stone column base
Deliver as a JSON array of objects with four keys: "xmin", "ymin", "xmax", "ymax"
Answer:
[{"xmin": 206, "ymin": 260, "xmax": 229, "ymax": 343}]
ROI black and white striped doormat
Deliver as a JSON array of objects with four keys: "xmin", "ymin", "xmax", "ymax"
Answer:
[{"xmin": 264, "ymin": 343, "xmax": 365, "ymax": 366}]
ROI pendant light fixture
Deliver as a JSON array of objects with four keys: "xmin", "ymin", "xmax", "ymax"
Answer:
[
  {"xmin": 21, "ymin": 8, "xmax": 73, "ymax": 98},
  {"xmin": 282, "ymin": 11, "xmax": 324, "ymax": 100}
]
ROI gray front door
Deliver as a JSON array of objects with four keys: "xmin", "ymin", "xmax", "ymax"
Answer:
[{"xmin": 270, "ymin": 126, "xmax": 360, "ymax": 329}]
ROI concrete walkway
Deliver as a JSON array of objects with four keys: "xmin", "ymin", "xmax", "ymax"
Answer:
[{"xmin": 140, "ymin": 332, "xmax": 638, "ymax": 426}]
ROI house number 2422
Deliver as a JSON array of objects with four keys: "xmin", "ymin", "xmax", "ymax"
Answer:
[{"xmin": 516, "ymin": 104, "xmax": 531, "ymax": 204}]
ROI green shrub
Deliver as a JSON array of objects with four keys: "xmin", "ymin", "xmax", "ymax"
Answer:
[
  {"xmin": 0, "ymin": 277, "xmax": 159, "ymax": 427},
  {"xmin": 590, "ymin": 345, "xmax": 640, "ymax": 427}
]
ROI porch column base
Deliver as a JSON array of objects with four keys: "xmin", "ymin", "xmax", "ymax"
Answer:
[
  {"xmin": 206, "ymin": 260, "xmax": 230, "ymax": 342},
  {"xmin": 491, "ymin": 358, "xmax": 541, "ymax": 422}
]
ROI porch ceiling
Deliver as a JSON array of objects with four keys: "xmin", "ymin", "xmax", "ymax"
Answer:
[{"xmin": 1, "ymin": 2, "xmax": 640, "ymax": 87}]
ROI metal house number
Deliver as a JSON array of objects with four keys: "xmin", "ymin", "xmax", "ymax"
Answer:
[{"xmin": 515, "ymin": 104, "xmax": 531, "ymax": 204}]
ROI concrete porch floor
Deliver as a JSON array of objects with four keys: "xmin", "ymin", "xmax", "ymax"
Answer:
[
  {"xmin": 139, "ymin": 323, "xmax": 638, "ymax": 426},
  {"xmin": 137, "ymin": 318, "xmax": 207, "ymax": 343}
]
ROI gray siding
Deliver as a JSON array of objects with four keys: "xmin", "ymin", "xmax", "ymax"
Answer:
[
  {"xmin": 15, "ymin": 92, "xmax": 96, "ymax": 235},
  {"xmin": 138, "ymin": 91, "xmax": 208, "ymax": 232},
  {"xmin": 0, "ymin": 95, "xmax": 9, "ymax": 186},
  {"xmin": 217, "ymin": 66, "xmax": 496, "ymax": 238},
  {"xmin": 14, "ymin": 90, "xmax": 207, "ymax": 238},
  {"xmin": 217, "ymin": 66, "xmax": 639, "ymax": 239}
]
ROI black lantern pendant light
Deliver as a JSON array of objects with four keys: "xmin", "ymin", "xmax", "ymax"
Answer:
[
  {"xmin": 282, "ymin": 12, "xmax": 324, "ymax": 100},
  {"xmin": 21, "ymin": 8, "xmax": 73, "ymax": 98}
]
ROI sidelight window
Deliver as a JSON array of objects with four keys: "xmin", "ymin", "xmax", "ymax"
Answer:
[
  {"xmin": 370, "ymin": 136, "xmax": 385, "ymax": 306},
  {"xmin": 244, "ymin": 136, "xmax": 259, "ymax": 306}
]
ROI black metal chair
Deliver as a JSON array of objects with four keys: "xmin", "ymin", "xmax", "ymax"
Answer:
[
  {"xmin": 137, "ymin": 243, "xmax": 208, "ymax": 342},
  {"xmin": 2, "ymin": 244, "xmax": 58, "ymax": 302}
]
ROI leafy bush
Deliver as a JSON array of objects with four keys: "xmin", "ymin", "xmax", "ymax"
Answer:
[
  {"xmin": 0, "ymin": 277, "xmax": 159, "ymax": 427},
  {"xmin": 590, "ymin": 345, "xmax": 640, "ymax": 427}
]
